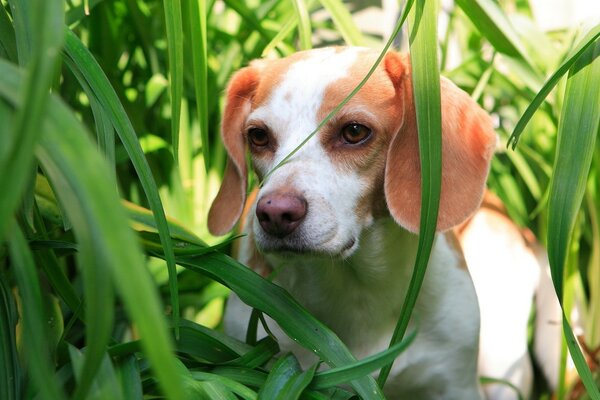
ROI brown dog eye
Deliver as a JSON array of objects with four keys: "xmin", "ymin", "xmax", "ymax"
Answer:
[
  {"xmin": 248, "ymin": 128, "xmax": 269, "ymax": 147},
  {"xmin": 341, "ymin": 123, "xmax": 371, "ymax": 144}
]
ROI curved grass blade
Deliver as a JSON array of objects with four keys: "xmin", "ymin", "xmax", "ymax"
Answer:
[
  {"xmin": 312, "ymin": 328, "xmax": 416, "ymax": 389},
  {"xmin": 0, "ymin": 61, "xmax": 187, "ymax": 400},
  {"xmin": 187, "ymin": 0, "xmax": 210, "ymax": 171},
  {"xmin": 63, "ymin": 28, "xmax": 180, "ymax": 337},
  {"xmin": 0, "ymin": 0, "xmax": 63, "ymax": 237},
  {"xmin": 378, "ymin": 0, "xmax": 442, "ymax": 387},
  {"xmin": 175, "ymin": 252, "xmax": 384, "ymax": 399},
  {"xmin": 0, "ymin": 270, "xmax": 21, "ymax": 400},
  {"xmin": 190, "ymin": 372, "xmax": 257, "ymax": 400},
  {"xmin": 163, "ymin": 0, "xmax": 184, "ymax": 163},
  {"xmin": 7, "ymin": 224, "xmax": 64, "ymax": 400},
  {"xmin": 291, "ymin": 0, "xmax": 312, "ymax": 50},
  {"xmin": 507, "ymin": 26, "xmax": 600, "ymax": 149},
  {"xmin": 454, "ymin": 0, "xmax": 533, "ymax": 66},
  {"xmin": 318, "ymin": 0, "xmax": 364, "ymax": 46},
  {"xmin": 258, "ymin": 353, "xmax": 302, "ymax": 399},
  {"xmin": 546, "ymin": 42, "xmax": 600, "ymax": 399},
  {"xmin": 0, "ymin": 5, "xmax": 17, "ymax": 62}
]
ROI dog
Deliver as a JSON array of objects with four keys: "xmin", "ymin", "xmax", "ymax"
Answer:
[{"xmin": 207, "ymin": 47, "xmax": 561, "ymax": 399}]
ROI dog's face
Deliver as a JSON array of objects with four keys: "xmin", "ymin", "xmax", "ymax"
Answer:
[{"xmin": 208, "ymin": 47, "xmax": 496, "ymax": 258}]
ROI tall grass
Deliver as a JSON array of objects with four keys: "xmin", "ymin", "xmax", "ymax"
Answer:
[{"xmin": 0, "ymin": 0, "xmax": 598, "ymax": 399}]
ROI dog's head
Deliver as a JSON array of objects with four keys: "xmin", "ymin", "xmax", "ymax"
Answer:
[{"xmin": 208, "ymin": 47, "xmax": 496, "ymax": 258}]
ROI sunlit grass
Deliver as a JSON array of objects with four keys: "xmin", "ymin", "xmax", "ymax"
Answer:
[{"xmin": 0, "ymin": 0, "xmax": 599, "ymax": 398}]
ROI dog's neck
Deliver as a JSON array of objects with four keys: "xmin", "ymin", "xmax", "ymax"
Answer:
[{"xmin": 262, "ymin": 217, "xmax": 428, "ymax": 350}]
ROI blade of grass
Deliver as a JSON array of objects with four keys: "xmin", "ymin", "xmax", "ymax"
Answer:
[
  {"xmin": 378, "ymin": 0, "xmax": 442, "ymax": 387},
  {"xmin": 454, "ymin": 0, "xmax": 534, "ymax": 67},
  {"xmin": 8, "ymin": 223, "xmax": 64, "ymax": 400},
  {"xmin": 546, "ymin": 42, "xmax": 600, "ymax": 399},
  {"xmin": 291, "ymin": 0, "xmax": 312, "ymax": 50},
  {"xmin": 0, "ymin": 60, "xmax": 187, "ymax": 400},
  {"xmin": 312, "ymin": 328, "xmax": 416, "ymax": 389},
  {"xmin": 258, "ymin": 353, "xmax": 302, "ymax": 399},
  {"xmin": 507, "ymin": 26, "xmax": 600, "ymax": 148},
  {"xmin": 187, "ymin": 0, "xmax": 210, "ymax": 172},
  {"xmin": 318, "ymin": 0, "xmax": 364, "ymax": 46},
  {"xmin": 63, "ymin": 28, "xmax": 180, "ymax": 337},
  {"xmin": 0, "ymin": 272, "xmax": 21, "ymax": 400},
  {"xmin": 0, "ymin": 0, "xmax": 63, "ymax": 237},
  {"xmin": 190, "ymin": 372, "xmax": 257, "ymax": 400},
  {"xmin": 174, "ymin": 252, "xmax": 385, "ymax": 399},
  {"xmin": 0, "ymin": 5, "xmax": 17, "ymax": 62},
  {"xmin": 163, "ymin": 0, "xmax": 184, "ymax": 163}
]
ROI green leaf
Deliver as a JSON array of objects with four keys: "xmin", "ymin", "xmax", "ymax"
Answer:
[
  {"xmin": 454, "ymin": 0, "xmax": 534, "ymax": 67},
  {"xmin": 191, "ymin": 371, "xmax": 258, "ymax": 400},
  {"xmin": 187, "ymin": 0, "xmax": 210, "ymax": 171},
  {"xmin": 379, "ymin": 0, "xmax": 442, "ymax": 387},
  {"xmin": 258, "ymin": 353, "xmax": 302, "ymax": 399},
  {"xmin": 291, "ymin": 0, "xmax": 312, "ymax": 50},
  {"xmin": 312, "ymin": 329, "xmax": 416, "ymax": 389},
  {"xmin": 62, "ymin": 28, "xmax": 180, "ymax": 338},
  {"xmin": 175, "ymin": 252, "xmax": 385, "ymax": 399},
  {"xmin": 68, "ymin": 346, "xmax": 124, "ymax": 400},
  {"xmin": 0, "ymin": 0, "xmax": 63, "ymax": 237},
  {"xmin": 7, "ymin": 224, "xmax": 64, "ymax": 400},
  {"xmin": 318, "ymin": 0, "xmax": 364, "ymax": 45},
  {"xmin": 0, "ymin": 273, "xmax": 21, "ymax": 400},
  {"xmin": 116, "ymin": 356, "xmax": 143, "ymax": 400},
  {"xmin": 163, "ymin": 0, "xmax": 184, "ymax": 163},
  {"xmin": 508, "ymin": 26, "xmax": 600, "ymax": 149},
  {"xmin": 546, "ymin": 42, "xmax": 600, "ymax": 399},
  {"xmin": 0, "ymin": 60, "xmax": 186, "ymax": 400}
]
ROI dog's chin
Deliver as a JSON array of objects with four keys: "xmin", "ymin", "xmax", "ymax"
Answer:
[{"xmin": 255, "ymin": 236, "xmax": 358, "ymax": 260}]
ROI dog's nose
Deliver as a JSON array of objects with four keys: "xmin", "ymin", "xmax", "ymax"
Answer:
[{"xmin": 256, "ymin": 193, "xmax": 307, "ymax": 238}]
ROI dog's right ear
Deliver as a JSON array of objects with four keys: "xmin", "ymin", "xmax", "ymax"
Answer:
[{"xmin": 208, "ymin": 67, "xmax": 260, "ymax": 236}]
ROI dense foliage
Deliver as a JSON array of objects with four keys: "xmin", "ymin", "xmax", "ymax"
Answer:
[{"xmin": 0, "ymin": 0, "xmax": 598, "ymax": 398}]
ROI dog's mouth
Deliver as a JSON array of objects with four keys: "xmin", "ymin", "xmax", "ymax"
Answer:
[{"xmin": 256, "ymin": 236, "xmax": 358, "ymax": 259}]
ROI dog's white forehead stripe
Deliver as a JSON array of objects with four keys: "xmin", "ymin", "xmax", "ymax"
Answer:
[{"xmin": 249, "ymin": 47, "xmax": 363, "ymax": 157}]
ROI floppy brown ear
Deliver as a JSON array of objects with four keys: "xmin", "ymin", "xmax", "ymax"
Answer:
[
  {"xmin": 208, "ymin": 67, "xmax": 260, "ymax": 236},
  {"xmin": 383, "ymin": 51, "xmax": 497, "ymax": 233}
]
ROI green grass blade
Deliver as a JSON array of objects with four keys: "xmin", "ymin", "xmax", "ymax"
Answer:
[
  {"xmin": 163, "ymin": 0, "xmax": 184, "ymax": 163},
  {"xmin": 508, "ymin": 26, "xmax": 600, "ymax": 149},
  {"xmin": 454, "ymin": 0, "xmax": 534, "ymax": 66},
  {"xmin": 291, "ymin": 0, "xmax": 312, "ymax": 50},
  {"xmin": 0, "ymin": 5, "xmax": 17, "ymax": 62},
  {"xmin": 190, "ymin": 372, "xmax": 257, "ymax": 400},
  {"xmin": 63, "ymin": 28, "xmax": 180, "ymax": 337},
  {"xmin": 318, "ymin": 0, "xmax": 364, "ymax": 45},
  {"xmin": 378, "ymin": 0, "xmax": 442, "ymax": 387},
  {"xmin": 546, "ymin": 42, "xmax": 600, "ymax": 399},
  {"xmin": 312, "ymin": 329, "xmax": 416, "ymax": 389},
  {"xmin": 7, "ymin": 224, "xmax": 65, "ymax": 400},
  {"xmin": 0, "ymin": 60, "xmax": 187, "ymax": 400},
  {"xmin": 258, "ymin": 354, "xmax": 302, "ymax": 399},
  {"xmin": 116, "ymin": 356, "xmax": 143, "ymax": 400},
  {"xmin": 68, "ymin": 346, "xmax": 124, "ymax": 400},
  {"xmin": 223, "ymin": 0, "xmax": 276, "ymax": 41},
  {"xmin": 0, "ymin": 272, "xmax": 21, "ymax": 400},
  {"xmin": 0, "ymin": 0, "xmax": 63, "ymax": 237},
  {"xmin": 187, "ymin": 0, "xmax": 210, "ymax": 172},
  {"xmin": 175, "ymin": 252, "xmax": 384, "ymax": 399}
]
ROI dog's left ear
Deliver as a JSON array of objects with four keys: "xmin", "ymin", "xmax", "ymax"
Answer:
[
  {"xmin": 383, "ymin": 51, "xmax": 497, "ymax": 233},
  {"xmin": 208, "ymin": 66, "xmax": 260, "ymax": 236}
]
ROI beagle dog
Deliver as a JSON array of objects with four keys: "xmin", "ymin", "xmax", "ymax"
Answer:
[{"xmin": 207, "ymin": 47, "xmax": 560, "ymax": 399}]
